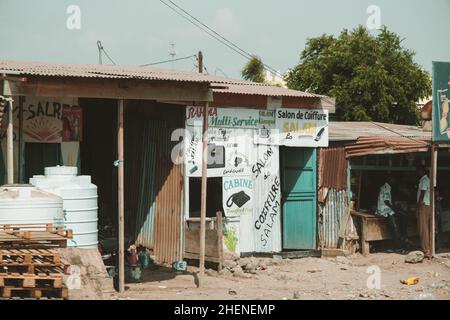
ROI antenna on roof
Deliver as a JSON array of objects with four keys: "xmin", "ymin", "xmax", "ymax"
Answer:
[
  {"xmin": 97, "ymin": 41, "xmax": 103, "ymax": 64},
  {"xmin": 169, "ymin": 42, "xmax": 176, "ymax": 69},
  {"xmin": 96, "ymin": 40, "xmax": 116, "ymax": 65}
]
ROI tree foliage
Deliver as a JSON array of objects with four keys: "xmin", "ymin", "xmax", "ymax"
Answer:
[
  {"xmin": 241, "ymin": 55, "xmax": 265, "ymax": 83},
  {"xmin": 286, "ymin": 26, "xmax": 431, "ymax": 124}
]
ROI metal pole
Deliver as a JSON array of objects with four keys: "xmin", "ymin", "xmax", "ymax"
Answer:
[
  {"xmin": 117, "ymin": 99, "xmax": 125, "ymax": 293},
  {"xmin": 199, "ymin": 102, "xmax": 208, "ymax": 275},
  {"xmin": 430, "ymin": 143, "xmax": 437, "ymax": 257},
  {"xmin": 7, "ymin": 98, "xmax": 13, "ymax": 184}
]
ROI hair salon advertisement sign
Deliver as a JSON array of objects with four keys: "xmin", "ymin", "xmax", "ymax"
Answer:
[{"xmin": 433, "ymin": 61, "xmax": 450, "ymax": 142}]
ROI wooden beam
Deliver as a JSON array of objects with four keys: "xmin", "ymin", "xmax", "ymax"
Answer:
[
  {"xmin": 7, "ymin": 77, "xmax": 213, "ymax": 102},
  {"xmin": 199, "ymin": 102, "xmax": 209, "ymax": 276},
  {"xmin": 6, "ymin": 98, "xmax": 13, "ymax": 184},
  {"xmin": 117, "ymin": 99, "xmax": 125, "ymax": 293}
]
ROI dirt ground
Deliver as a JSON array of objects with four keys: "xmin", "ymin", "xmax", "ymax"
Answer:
[{"xmin": 116, "ymin": 252, "xmax": 450, "ymax": 300}]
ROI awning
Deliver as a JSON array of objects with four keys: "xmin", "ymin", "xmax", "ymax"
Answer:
[{"xmin": 345, "ymin": 136, "xmax": 430, "ymax": 158}]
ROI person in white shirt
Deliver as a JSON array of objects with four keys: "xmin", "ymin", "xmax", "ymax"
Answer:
[
  {"xmin": 376, "ymin": 175, "xmax": 402, "ymax": 246},
  {"xmin": 416, "ymin": 166, "xmax": 432, "ymax": 258}
]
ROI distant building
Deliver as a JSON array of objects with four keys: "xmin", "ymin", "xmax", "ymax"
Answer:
[{"xmin": 264, "ymin": 70, "xmax": 286, "ymax": 87}]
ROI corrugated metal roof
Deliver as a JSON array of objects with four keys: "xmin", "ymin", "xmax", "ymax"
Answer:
[
  {"xmin": 345, "ymin": 136, "xmax": 429, "ymax": 158},
  {"xmin": 211, "ymin": 83, "xmax": 324, "ymax": 98},
  {"xmin": 0, "ymin": 60, "xmax": 240, "ymax": 84},
  {"xmin": 330, "ymin": 121, "xmax": 431, "ymax": 141},
  {"xmin": 0, "ymin": 60, "xmax": 326, "ymax": 99}
]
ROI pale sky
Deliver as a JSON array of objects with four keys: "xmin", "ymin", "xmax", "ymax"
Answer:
[{"xmin": 1, "ymin": 0, "xmax": 449, "ymax": 78}]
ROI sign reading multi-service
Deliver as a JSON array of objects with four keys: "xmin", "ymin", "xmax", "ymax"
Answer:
[{"xmin": 432, "ymin": 61, "xmax": 450, "ymax": 142}]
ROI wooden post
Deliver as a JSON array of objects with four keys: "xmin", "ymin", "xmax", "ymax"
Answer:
[
  {"xmin": 18, "ymin": 97, "xmax": 24, "ymax": 184},
  {"xmin": 199, "ymin": 102, "xmax": 209, "ymax": 275},
  {"xmin": 117, "ymin": 99, "xmax": 125, "ymax": 293},
  {"xmin": 216, "ymin": 211, "xmax": 223, "ymax": 271},
  {"xmin": 198, "ymin": 51, "xmax": 203, "ymax": 74},
  {"xmin": 7, "ymin": 98, "xmax": 13, "ymax": 184},
  {"xmin": 430, "ymin": 143, "xmax": 437, "ymax": 257}
]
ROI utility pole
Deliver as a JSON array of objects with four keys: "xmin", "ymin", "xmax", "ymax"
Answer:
[
  {"xmin": 198, "ymin": 51, "xmax": 203, "ymax": 74},
  {"xmin": 199, "ymin": 49, "xmax": 207, "ymax": 280}
]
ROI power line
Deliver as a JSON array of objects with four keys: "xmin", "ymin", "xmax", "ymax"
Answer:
[
  {"xmin": 214, "ymin": 67, "xmax": 228, "ymax": 77},
  {"xmin": 163, "ymin": 1, "xmax": 252, "ymax": 61},
  {"xmin": 140, "ymin": 54, "xmax": 197, "ymax": 67},
  {"xmin": 370, "ymin": 121, "xmax": 429, "ymax": 146},
  {"xmin": 158, "ymin": 0, "xmax": 283, "ymax": 78}
]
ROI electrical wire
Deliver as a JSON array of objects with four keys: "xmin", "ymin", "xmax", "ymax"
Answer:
[
  {"xmin": 370, "ymin": 121, "xmax": 429, "ymax": 146},
  {"xmin": 214, "ymin": 67, "xmax": 228, "ymax": 77},
  {"xmin": 140, "ymin": 54, "xmax": 197, "ymax": 67},
  {"xmin": 158, "ymin": 0, "xmax": 283, "ymax": 78}
]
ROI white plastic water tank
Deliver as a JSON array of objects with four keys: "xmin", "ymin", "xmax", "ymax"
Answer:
[
  {"xmin": 30, "ymin": 166, "xmax": 98, "ymax": 248},
  {"xmin": 0, "ymin": 185, "xmax": 64, "ymax": 226}
]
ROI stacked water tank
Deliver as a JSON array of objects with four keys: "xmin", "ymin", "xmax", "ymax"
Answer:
[
  {"xmin": 0, "ymin": 185, "xmax": 64, "ymax": 226},
  {"xmin": 30, "ymin": 166, "xmax": 98, "ymax": 248}
]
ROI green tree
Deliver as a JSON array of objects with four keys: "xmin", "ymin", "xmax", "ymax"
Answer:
[
  {"xmin": 286, "ymin": 26, "xmax": 431, "ymax": 124},
  {"xmin": 241, "ymin": 55, "xmax": 265, "ymax": 83}
]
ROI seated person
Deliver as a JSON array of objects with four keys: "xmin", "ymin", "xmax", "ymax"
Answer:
[{"xmin": 375, "ymin": 175, "xmax": 404, "ymax": 248}]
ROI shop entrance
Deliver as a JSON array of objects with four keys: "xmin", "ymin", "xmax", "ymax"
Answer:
[
  {"xmin": 79, "ymin": 98, "xmax": 185, "ymax": 264},
  {"xmin": 281, "ymin": 147, "xmax": 317, "ymax": 250},
  {"xmin": 24, "ymin": 143, "xmax": 63, "ymax": 182}
]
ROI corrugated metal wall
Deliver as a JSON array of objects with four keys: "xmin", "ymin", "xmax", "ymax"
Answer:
[
  {"xmin": 318, "ymin": 145, "xmax": 348, "ymax": 249},
  {"xmin": 126, "ymin": 102, "xmax": 183, "ymax": 264},
  {"xmin": 132, "ymin": 121, "xmax": 182, "ymax": 264},
  {"xmin": 321, "ymin": 189, "xmax": 347, "ymax": 248},
  {"xmin": 134, "ymin": 124, "xmax": 158, "ymax": 249},
  {"xmin": 153, "ymin": 126, "xmax": 183, "ymax": 264}
]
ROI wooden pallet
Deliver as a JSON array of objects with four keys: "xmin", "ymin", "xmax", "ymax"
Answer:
[
  {"xmin": 0, "ymin": 273, "xmax": 63, "ymax": 288},
  {"xmin": 1, "ymin": 263, "xmax": 68, "ymax": 275},
  {"xmin": 0, "ymin": 286, "xmax": 68, "ymax": 299},
  {"xmin": 0, "ymin": 224, "xmax": 72, "ymax": 249},
  {"xmin": 0, "ymin": 249, "xmax": 61, "ymax": 264}
]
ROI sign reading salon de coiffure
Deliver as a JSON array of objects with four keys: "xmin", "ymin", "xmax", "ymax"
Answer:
[{"xmin": 185, "ymin": 106, "xmax": 329, "ymax": 148}]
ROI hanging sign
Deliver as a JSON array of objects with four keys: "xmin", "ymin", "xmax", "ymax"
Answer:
[
  {"xmin": 275, "ymin": 108, "xmax": 329, "ymax": 147},
  {"xmin": 186, "ymin": 106, "xmax": 328, "ymax": 147},
  {"xmin": 222, "ymin": 176, "xmax": 253, "ymax": 217},
  {"xmin": 432, "ymin": 61, "xmax": 450, "ymax": 142},
  {"xmin": 62, "ymin": 106, "xmax": 83, "ymax": 142}
]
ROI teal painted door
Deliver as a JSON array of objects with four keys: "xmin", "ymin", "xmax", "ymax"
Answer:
[{"xmin": 281, "ymin": 147, "xmax": 317, "ymax": 250}]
